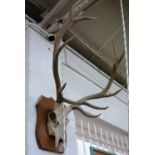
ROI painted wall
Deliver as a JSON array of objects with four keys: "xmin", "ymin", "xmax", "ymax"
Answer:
[
  {"xmin": 26, "ymin": 26, "xmax": 128, "ymax": 155},
  {"xmin": 26, "ymin": 27, "xmax": 78, "ymax": 155}
]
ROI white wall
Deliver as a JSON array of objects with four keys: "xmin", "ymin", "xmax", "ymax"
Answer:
[
  {"xmin": 26, "ymin": 25, "xmax": 128, "ymax": 155},
  {"xmin": 25, "ymin": 27, "xmax": 78, "ymax": 155}
]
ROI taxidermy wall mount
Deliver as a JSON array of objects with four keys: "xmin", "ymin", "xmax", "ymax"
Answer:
[{"xmin": 35, "ymin": 0, "xmax": 125, "ymax": 154}]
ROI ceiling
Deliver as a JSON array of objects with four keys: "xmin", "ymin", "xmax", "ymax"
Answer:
[{"xmin": 25, "ymin": 0, "xmax": 129, "ymax": 87}]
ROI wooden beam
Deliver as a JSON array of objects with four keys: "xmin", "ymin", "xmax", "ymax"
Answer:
[
  {"xmin": 41, "ymin": 0, "xmax": 99, "ymax": 29},
  {"xmin": 40, "ymin": 0, "xmax": 71, "ymax": 28}
]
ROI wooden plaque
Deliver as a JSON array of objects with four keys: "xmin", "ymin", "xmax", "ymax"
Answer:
[{"xmin": 35, "ymin": 95, "xmax": 64, "ymax": 153}]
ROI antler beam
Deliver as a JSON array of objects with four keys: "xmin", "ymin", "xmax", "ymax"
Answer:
[
  {"xmin": 36, "ymin": 0, "xmax": 126, "ymax": 152},
  {"xmin": 52, "ymin": 2, "xmax": 125, "ymax": 116},
  {"xmin": 52, "ymin": 10, "xmax": 98, "ymax": 103}
]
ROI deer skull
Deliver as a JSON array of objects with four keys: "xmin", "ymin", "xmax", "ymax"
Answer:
[{"xmin": 47, "ymin": 104, "xmax": 69, "ymax": 147}]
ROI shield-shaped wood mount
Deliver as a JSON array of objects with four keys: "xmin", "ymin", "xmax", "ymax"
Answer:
[{"xmin": 35, "ymin": 95, "xmax": 64, "ymax": 153}]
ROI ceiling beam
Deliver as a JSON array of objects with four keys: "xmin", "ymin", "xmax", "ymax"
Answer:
[
  {"xmin": 41, "ymin": 0, "xmax": 99, "ymax": 29},
  {"xmin": 40, "ymin": 0, "xmax": 71, "ymax": 28}
]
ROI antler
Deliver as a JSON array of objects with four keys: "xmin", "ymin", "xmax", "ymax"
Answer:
[
  {"xmin": 52, "ymin": 6, "xmax": 125, "ymax": 118},
  {"xmin": 52, "ymin": 8, "xmax": 98, "ymax": 103},
  {"xmin": 62, "ymin": 48, "xmax": 124, "ymax": 118}
]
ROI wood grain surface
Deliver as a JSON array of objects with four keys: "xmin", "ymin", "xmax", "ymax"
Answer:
[{"xmin": 35, "ymin": 95, "xmax": 64, "ymax": 153}]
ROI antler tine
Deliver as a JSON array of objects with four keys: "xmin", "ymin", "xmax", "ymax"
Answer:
[
  {"xmin": 100, "ymin": 50, "xmax": 125, "ymax": 93},
  {"xmin": 58, "ymin": 82, "xmax": 67, "ymax": 95},
  {"xmin": 69, "ymin": 106, "xmax": 101, "ymax": 118},
  {"xmin": 76, "ymin": 50, "xmax": 125, "ymax": 103},
  {"xmin": 63, "ymin": 97, "xmax": 109, "ymax": 110},
  {"xmin": 73, "ymin": 15, "xmax": 99, "ymax": 22},
  {"xmin": 57, "ymin": 36, "xmax": 75, "ymax": 55},
  {"xmin": 112, "ymin": 40, "xmax": 118, "ymax": 61},
  {"xmin": 71, "ymin": 0, "xmax": 83, "ymax": 16}
]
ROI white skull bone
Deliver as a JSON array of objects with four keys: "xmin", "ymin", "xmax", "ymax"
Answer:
[{"xmin": 47, "ymin": 103, "xmax": 70, "ymax": 147}]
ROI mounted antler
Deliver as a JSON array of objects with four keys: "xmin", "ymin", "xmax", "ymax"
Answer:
[
  {"xmin": 62, "ymin": 50, "xmax": 124, "ymax": 117},
  {"xmin": 36, "ymin": 2, "xmax": 125, "ymax": 152},
  {"xmin": 47, "ymin": 6, "xmax": 125, "ymax": 145},
  {"xmin": 52, "ymin": 12, "xmax": 125, "ymax": 116},
  {"xmin": 53, "ymin": 10, "xmax": 99, "ymax": 104}
]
